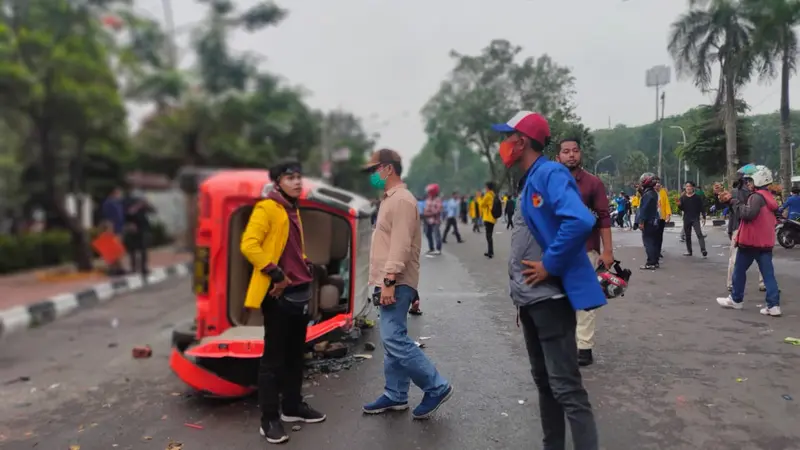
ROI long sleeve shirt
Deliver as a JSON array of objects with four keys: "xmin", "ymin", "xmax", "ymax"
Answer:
[
  {"xmin": 678, "ymin": 193, "xmax": 706, "ymax": 222},
  {"xmin": 369, "ymin": 184, "xmax": 421, "ymax": 289}
]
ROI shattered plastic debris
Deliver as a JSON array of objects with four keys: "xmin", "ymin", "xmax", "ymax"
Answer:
[
  {"xmin": 353, "ymin": 354, "xmax": 373, "ymax": 360},
  {"xmin": 783, "ymin": 394, "xmax": 793, "ymax": 401},
  {"xmin": 132, "ymin": 345, "xmax": 152, "ymax": 359},
  {"xmin": 166, "ymin": 442, "xmax": 183, "ymax": 450},
  {"xmin": 48, "ymin": 383, "xmax": 60, "ymax": 390},
  {"xmin": 785, "ymin": 337, "xmax": 800, "ymax": 346},
  {"xmin": 292, "ymin": 425, "xmax": 302, "ymax": 431},
  {"xmin": 184, "ymin": 423, "xmax": 203, "ymax": 430},
  {"xmin": 500, "ymin": 412, "xmax": 508, "ymax": 417},
  {"xmin": 419, "ymin": 336, "xmax": 432, "ymax": 340},
  {"xmin": 518, "ymin": 400, "xmax": 525, "ymax": 405},
  {"xmin": 736, "ymin": 377, "xmax": 748, "ymax": 383}
]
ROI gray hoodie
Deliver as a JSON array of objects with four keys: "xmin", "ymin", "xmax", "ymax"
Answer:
[{"xmin": 508, "ymin": 203, "xmax": 565, "ymax": 307}]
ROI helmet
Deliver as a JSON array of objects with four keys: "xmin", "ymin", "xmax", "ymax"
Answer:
[
  {"xmin": 742, "ymin": 164, "xmax": 772, "ymax": 187},
  {"xmin": 639, "ymin": 172, "xmax": 657, "ymax": 189},
  {"xmin": 425, "ymin": 183, "xmax": 440, "ymax": 196},
  {"xmin": 596, "ymin": 260, "xmax": 632, "ymax": 299}
]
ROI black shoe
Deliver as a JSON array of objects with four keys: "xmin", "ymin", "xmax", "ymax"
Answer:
[
  {"xmin": 281, "ymin": 402, "xmax": 326, "ymax": 424},
  {"xmin": 484, "ymin": 252, "xmax": 493, "ymax": 259},
  {"xmin": 442, "ymin": 240, "xmax": 448, "ymax": 244},
  {"xmin": 578, "ymin": 349, "xmax": 594, "ymax": 367},
  {"xmin": 701, "ymin": 250, "xmax": 707, "ymax": 258},
  {"xmin": 260, "ymin": 420, "xmax": 289, "ymax": 444},
  {"xmin": 640, "ymin": 264, "xmax": 657, "ymax": 270}
]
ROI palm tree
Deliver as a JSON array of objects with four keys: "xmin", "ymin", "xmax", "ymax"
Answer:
[
  {"xmin": 668, "ymin": 0, "xmax": 757, "ymax": 182},
  {"xmin": 746, "ymin": 0, "xmax": 800, "ymax": 197}
]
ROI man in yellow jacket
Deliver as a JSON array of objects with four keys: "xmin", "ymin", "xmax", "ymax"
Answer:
[
  {"xmin": 479, "ymin": 181, "xmax": 498, "ymax": 258},
  {"xmin": 655, "ymin": 178, "xmax": 672, "ymax": 259},
  {"xmin": 240, "ymin": 158, "xmax": 326, "ymax": 444},
  {"xmin": 469, "ymin": 192, "xmax": 483, "ymax": 233}
]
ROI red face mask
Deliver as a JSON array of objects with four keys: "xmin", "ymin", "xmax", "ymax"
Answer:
[{"xmin": 499, "ymin": 138, "xmax": 522, "ymax": 168}]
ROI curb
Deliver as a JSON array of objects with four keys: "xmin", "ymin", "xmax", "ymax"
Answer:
[{"xmin": 0, "ymin": 261, "xmax": 191, "ymax": 340}]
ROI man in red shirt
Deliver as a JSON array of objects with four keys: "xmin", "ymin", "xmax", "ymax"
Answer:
[{"xmin": 556, "ymin": 138, "xmax": 614, "ymax": 367}]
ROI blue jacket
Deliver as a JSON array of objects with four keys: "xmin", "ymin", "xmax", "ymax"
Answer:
[
  {"xmin": 519, "ymin": 156, "xmax": 607, "ymax": 311},
  {"xmin": 781, "ymin": 195, "xmax": 800, "ymax": 220},
  {"xmin": 637, "ymin": 188, "xmax": 659, "ymax": 225}
]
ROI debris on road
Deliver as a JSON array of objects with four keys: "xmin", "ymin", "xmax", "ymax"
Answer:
[
  {"xmin": 3, "ymin": 375, "xmax": 31, "ymax": 385},
  {"xmin": 518, "ymin": 399, "xmax": 525, "ymax": 405},
  {"xmin": 292, "ymin": 425, "xmax": 302, "ymax": 432},
  {"xmin": 166, "ymin": 442, "xmax": 183, "ymax": 450},
  {"xmin": 108, "ymin": 342, "xmax": 118, "ymax": 348},
  {"xmin": 353, "ymin": 354, "xmax": 373, "ymax": 360},
  {"xmin": 783, "ymin": 394, "xmax": 793, "ymax": 401},
  {"xmin": 785, "ymin": 337, "xmax": 800, "ymax": 346},
  {"xmin": 324, "ymin": 342, "xmax": 348, "ymax": 358},
  {"xmin": 132, "ymin": 345, "xmax": 152, "ymax": 358},
  {"xmin": 419, "ymin": 336, "xmax": 432, "ymax": 340},
  {"xmin": 364, "ymin": 342, "xmax": 376, "ymax": 351},
  {"xmin": 184, "ymin": 423, "xmax": 203, "ymax": 430},
  {"xmin": 414, "ymin": 341, "xmax": 426, "ymax": 348},
  {"xmin": 500, "ymin": 412, "xmax": 508, "ymax": 417},
  {"xmin": 69, "ymin": 445, "xmax": 80, "ymax": 450},
  {"xmin": 736, "ymin": 377, "xmax": 748, "ymax": 383}
]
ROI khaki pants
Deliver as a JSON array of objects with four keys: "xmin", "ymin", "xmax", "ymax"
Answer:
[
  {"xmin": 727, "ymin": 230, "xmax": 764, "ymax": 289},
  {"xmin": 576, "ymin": 251, "xmax": 599, "ymax": 350}
]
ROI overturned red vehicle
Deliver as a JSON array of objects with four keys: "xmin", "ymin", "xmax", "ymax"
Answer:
[{"xmin": 169, "ymin": 170, "xmax": 374, "ymax": 397}]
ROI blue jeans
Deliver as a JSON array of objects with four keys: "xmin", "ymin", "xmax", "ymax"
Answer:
[
  {"xmin": 424, "ymin": 222, "xmax": 442, "ymax": 252},
  {"xmin": 641, "ymin": 222, "xmax": 660, "ymax": 265},
  {"xmin": 379, "ymin": 285, "xmax": 449, "ymax": 403},
  {"xmin": 732, "ymin": 247, "xmax": 780, "ymax": 308}
]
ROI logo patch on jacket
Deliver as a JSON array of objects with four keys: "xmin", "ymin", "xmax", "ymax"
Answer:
[{"xmin": 531, "ymin": 193, "xmax": 543, "ymax": 208}]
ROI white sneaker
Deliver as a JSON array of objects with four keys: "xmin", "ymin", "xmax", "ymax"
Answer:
[
  {"xmin": 760, "ymin": 306, "xmax": 782, "ymax": 317},
  {"xmin": 716, "ymin": 296, "xmax": 743, "ymax": 310},
  {"xmin": 759, "ymin": 284, "xmax": 766, "ymax": 292},
  {"xmin": 433, "ymin": 250, "xmax": 442, "ymax": 255}
]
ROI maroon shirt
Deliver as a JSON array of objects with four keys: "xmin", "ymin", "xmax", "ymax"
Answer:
[
  {"xmin": 262, "ymin": 190, "xmax": 313, "ymax": 287},
  {"xmin": 573, "ymin": 168, "xmax": 611, "ymax": 253}
]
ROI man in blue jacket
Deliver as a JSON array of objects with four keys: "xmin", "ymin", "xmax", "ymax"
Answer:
[
  {"xmin": 636, "ymin": 173, "xmax": 660, "ymax": 270},
  {"xmin": 492, "ymin": 111, "xmax": 602, "ymax": 450}
]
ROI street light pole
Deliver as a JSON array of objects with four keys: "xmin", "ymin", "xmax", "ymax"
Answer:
[
  {"xmin": 792, "ymin": 142, "xmax": 796, "ymax": 179},
  {"xmin": 594, "ymin": 155, "xmax": 612, "ymax": 174},
  {"xmin": 670, "ymin": 125, "xmax": 687, "ymax": 189}
]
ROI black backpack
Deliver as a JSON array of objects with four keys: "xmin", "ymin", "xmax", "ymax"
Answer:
[{"xmin": 491, "ymin": 195, "xmax": 503, "ymax": 219}]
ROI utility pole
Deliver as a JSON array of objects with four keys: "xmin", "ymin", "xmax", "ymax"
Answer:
[
  {"xmin": 161, "ymin": 0, "xmax": 177, "ymax": 68},
  {"xmin": 645, "ymin": 65, "xmax": 671, "ymax": 180},
  {"xmin": 657, "ymin": 91, "xmax": 665, "ymax": 179}
]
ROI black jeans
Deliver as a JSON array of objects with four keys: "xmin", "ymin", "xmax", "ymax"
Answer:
[
  {"xmin": 259, "ymin": 291, "xmax": 309, "ymax": 424},
  {"xmin": 683, "ymin": 219, "xmax": 706, "ymax": 254},
  {"xmin": 484, "ymin": 222, "xmax": 495, "ymax": 255},
  {"xmin": 520, "ymin": 299, "xmax": 598, "ymax": 450},
  {"xmin": 642, "ymin": 223, "xmax": 660, "ymax": 266},
  {"xmin": 442, "ymin": 217, "xmax": 462, "ymax": 242},
  {"xmin": 506, "ymin": 213, "xmax": 514, "ymax": 229},
  {"xmin": 656, "ymin": 219, "xmax": 666, "ymax": 255},
  {"xmin": 126, "ymin": 230, "xmax": 149, "ymax": 275}
]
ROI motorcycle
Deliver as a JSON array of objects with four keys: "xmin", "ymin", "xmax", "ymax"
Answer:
[{"xmin": 775, "ymin": 212, "xmax": 800, "ymax": 249}]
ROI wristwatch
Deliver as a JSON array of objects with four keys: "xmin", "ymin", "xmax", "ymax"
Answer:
[{"xmin": 383, "ymin": 278, "xmax": 397, "ymax": 287}]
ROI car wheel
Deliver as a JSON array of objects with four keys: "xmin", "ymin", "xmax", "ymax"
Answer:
[{"xmin": 172, "ymin": 320, "xmax": 197, "ymax": 352}]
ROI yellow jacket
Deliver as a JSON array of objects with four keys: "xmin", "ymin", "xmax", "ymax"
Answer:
[
  {"xmin": 480, "ymin": 190, "xmax": 497, "ymax": 224},
  {"xmin": 469, "ymin": 196, "xmax": 481, "ymax": 219},
  {"xmin": 240, "ymin": 198, "xmax": 307, "ymax": 309},
  {"xmin": 631, "ymin": 194, "xmax": 640, "ymax": 208},
  {"xmin": 658, "ymin": 188, "xmax": 672, "ymax": 220}
]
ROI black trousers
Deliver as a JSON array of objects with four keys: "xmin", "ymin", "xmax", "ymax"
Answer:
[
  {"xmin": 442, "ymin": 217, "xmax": 462, "ymax": 242},
  {"xmin": 259, "ymin": 293, "xmax": 309, "ymax": 423},
  {"xmin": 484, "ymin": 222, "xmax": 495, "ymax": 255},
  {"xmin": 642, "ymin": 223, "xmax": 660, "ymax": 266},
  {"xmin": 126, "ymin": 230, "xmax": 149, "ymax": 275},
  {"xmin": 656, "ymin": 219, "xmax": 666, "ymax": 255},
  {"xmin": 683, "ymin": 219, "xmax": 706, "ymax": 254},
  {"xmin": 520, "ymin": 299, "xmax": 598, "ymax": 450},
  {"xmin": 506, "ymin": 213, "xmax": 514, "ymax": 229}
]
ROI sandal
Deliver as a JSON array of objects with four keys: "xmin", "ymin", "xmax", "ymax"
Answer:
[{"xmin": 409, "ymin": 300, "xmax": 423, "ymax": 316}]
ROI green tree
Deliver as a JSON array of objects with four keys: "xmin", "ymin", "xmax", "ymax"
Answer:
[
  {"xmin": 747, "ymin": 0, "xmax": 800, "ymax": 195},
  {"xmin": 421, "ymin": 39, "xmax": 578, "ymax": 181},
  {"xmin": 621, "ymin": 151, "xmax": 650, "ymax": 185},
  {"xmin": 668, "ymin": 0, "xmax": 756, "ymax": 182},
  {"xmin": 0, "ymin": 0, "xmax": 130, "ymax": 269},
  {"xmin": 679, "ymin": 103, "xmax": 752, "ymax": 177}
]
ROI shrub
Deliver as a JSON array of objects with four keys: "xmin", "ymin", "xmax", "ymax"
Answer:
[{"xmin": 0, "ymin": 222, "xmax": 172, "ymax": 275}]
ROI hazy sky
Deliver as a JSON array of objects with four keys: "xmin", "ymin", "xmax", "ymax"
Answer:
[{"xmin": 133, "ymin": 0, "xmax": 800, "ymax": 162}]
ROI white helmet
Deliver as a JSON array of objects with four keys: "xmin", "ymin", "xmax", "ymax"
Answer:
[{"xmin": 744, "ymin": 165, "xmax": 773, "ymax": 187}]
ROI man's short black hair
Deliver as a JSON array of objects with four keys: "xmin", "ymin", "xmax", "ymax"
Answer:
[
  {"xmin": 269, "ymin": 157, "xmax": 302, "ymax": 182},
  {"xmin": 685, "ymin": 181, "xmax": 696, "ymax": 187},
  {"xmin": 558, "ymin": 137, "xmax": 581, "ymax": 148},
  {"xmin": 486, "ymin": 181, "xmax": 497, "ymax": 191}
]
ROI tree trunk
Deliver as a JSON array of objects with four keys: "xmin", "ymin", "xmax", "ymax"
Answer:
[
  {"xmin": 779, "ymin": 40, "xmax": 792, "ymax": 199},
  {"xmin": 39, "ymin": 125, "xmax": 93, "ymax": 271},
  {"xmin": 723, "ymin": 75, "xmax": 739, "ymax": 184}
]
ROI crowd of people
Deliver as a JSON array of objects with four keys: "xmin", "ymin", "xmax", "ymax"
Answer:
[{"xmin": 242, "ymin": 109, "xmax": 797, "ymax": 447}]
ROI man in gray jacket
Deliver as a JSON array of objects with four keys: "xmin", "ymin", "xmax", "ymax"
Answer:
[{"xmin": 508, "ymin": 197, "xmax": 598, "ymax": 450}]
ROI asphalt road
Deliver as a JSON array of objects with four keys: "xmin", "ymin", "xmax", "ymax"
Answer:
[{"xmin": 1, "ymin": 223, "xmax": 798, "ymax": 450}]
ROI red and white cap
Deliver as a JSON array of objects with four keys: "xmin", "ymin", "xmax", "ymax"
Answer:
[{"xmin": 491, "ymin": 111, "xmax": 551, "ymax": 146}]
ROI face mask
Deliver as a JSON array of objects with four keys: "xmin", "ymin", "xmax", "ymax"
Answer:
[
  {"xmin": 499, "ymin": 139, "xmax": 522, "ymax": 168},
  {"xmin": 370, "ymin": 170, "xmax": 387, "ymax": 190}
]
